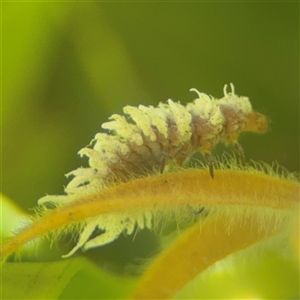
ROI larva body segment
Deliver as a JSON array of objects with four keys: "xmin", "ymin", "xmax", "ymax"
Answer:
[
  {"xmin": 38, "ymin": 84, "xmax": 268, "ymax": 257},
  {"xmin": 123, "ymin": 106, "xmax": 156, "ymax": 141}
]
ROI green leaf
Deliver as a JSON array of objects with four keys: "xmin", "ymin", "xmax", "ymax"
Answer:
[
  {"xmin": 174, "ymin": 233, "xmax": 300, "ymax": 299},
  {"xmin": 2, "ymin": 257, "xmax": 135, "ymax": 300},
  {"xmin": 0, "ymin": 194, "xmax": 29, "ymax": 239}
]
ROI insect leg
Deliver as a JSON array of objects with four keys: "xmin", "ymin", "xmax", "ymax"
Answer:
[
  {"xmin": 188, "ymin": 205, "xmax": 205, "ymax": 216},
  {"xmin": 204, "ymin": 153, "xmax": 214, "ymax": 179},
  {"xmin": 159, "ymin": 156, "xmax": 168, "ymax": 173},
  {"xmin": 234, "ymin": 142, "xmax": 246, "ymax": 165}
]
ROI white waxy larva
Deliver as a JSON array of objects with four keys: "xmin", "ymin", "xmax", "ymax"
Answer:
[
  {"xmin": 166, "ymin": 99, "xmax": 192, "ymax": 144},
  {"xmin": 38, "ymin": 84, "xmax": 268, "ymax": 258},
  {"xmin": 138, "ymin": 105, "xmax": 169, "ymax": 139},
  {"xmin": 123, "ymin": 106, "xmax": 156, "ymax": 141},
  {"xmin": 102, "ymin": 114, "xmax": 144, "ymax": 146}
]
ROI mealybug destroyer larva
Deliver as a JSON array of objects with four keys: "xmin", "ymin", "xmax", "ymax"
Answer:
[{"xmin": 38, "ymin": 83, "xmax": 268, "ymax": 257}]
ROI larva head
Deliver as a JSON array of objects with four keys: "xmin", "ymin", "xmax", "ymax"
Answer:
[
  {"xmin": 243, "ymin": 111, "xmax": 268, "ymax": 134},
  {"xmin": 218, "ymin": 84, "xmax": 268, "ymax": 140}
]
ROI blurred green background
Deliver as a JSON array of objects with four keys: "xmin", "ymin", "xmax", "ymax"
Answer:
[{"xmin": 2, "ymin": 2, "xmax": 299, "ymax": 211}]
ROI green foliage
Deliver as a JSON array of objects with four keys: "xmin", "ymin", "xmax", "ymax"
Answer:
[
  {"xmin": 3, "ymin": 2, "xmax": 299, "ymax": 210},
  {"xmin": 2, "ymin": 258, "xmax": 135, "ymax": 299},
  {"xmin": 2, "ymin": 2, "xmax": 299, "ymax": 299},
  {"xmin": 175, "ymin": 235, "xmax": 299, "ymax": 299}
]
